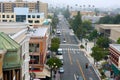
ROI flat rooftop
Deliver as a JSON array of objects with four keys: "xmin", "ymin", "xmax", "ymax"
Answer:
[{"xmin": 110, "ymin": 44, "xmax": 120, "ymax": 52}]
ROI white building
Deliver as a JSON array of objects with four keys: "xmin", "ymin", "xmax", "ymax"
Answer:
[{"xmin": 0, "ymin": 22, "xmax": 30, "ymax": 80}]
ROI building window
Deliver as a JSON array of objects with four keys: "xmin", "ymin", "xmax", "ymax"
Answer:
[
  {"xmin": 28, "ymin": 15, "xmax": 31, "ymax": 18},
  {"xmin": 2, "ymin": 15, "xmax": 5, "ymax": 18},
  {"xmin": 35, "ymin": 20, "xmax": 39, "ymax": 23},
  {"xmin": 7, "ymin": 15, "xmax": 9, "ymax": 18},
  {"xmin": 2, "ymin": 20, "xmax": 7, "ymax": 22},
  {"xmin": 11, "ymin": 15, "xmax": 14, "ymax": 18},
  {"xmin": 32, "ymin": 15, "xmax": 35, "ymax": 18},
  {"xmin": 37, "ymin": 15, "xmax": 40, "ymax": 18},
  {"xmin": 28, "ymin": 20, "xmax": 33, "ymax": 23}
]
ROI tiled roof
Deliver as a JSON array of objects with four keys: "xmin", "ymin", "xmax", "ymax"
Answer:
[{"xmin": 0, "ymin": 32, "xmax": 21, "ymax": 69}]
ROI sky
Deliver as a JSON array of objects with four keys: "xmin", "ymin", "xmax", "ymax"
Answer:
[{"xmin": 0, "ymin": 0, "xmax": 120, "ymax": 8}]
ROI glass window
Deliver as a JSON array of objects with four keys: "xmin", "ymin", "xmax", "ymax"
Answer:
[
  {"xmin": 2, "ymin": 15, "xmax": 5, "ymax": 18},
  {"xmin": 35, "ymin": 20, "xmax": 39, "ymax": 23},
  {"xmin": 2, "ymin": 20, "xmax": 7, "ymax": 22},
  {"xmin": 37, "ymin": 15, "xmax": 40, "ymax": 18},
  {"xmin": 32, "ymin": 15, "xmax": 35, "ymax": 18},
  {"xmin": 28, "ymin": 20, "xmax": 33, "ymax": 23},
  {"xmin": 7, "ymin": 15, "xmax": 9, "ymax": 18},
  {"xmin": 11, "ymin": 15, "xmax": 14, "ymax": 18},
  {"xmin": 28, "ymin": 15, "xmax": 31, "ymax": 18}
]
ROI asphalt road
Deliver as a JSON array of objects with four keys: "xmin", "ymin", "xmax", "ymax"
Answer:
[{"xmin": 56, "ymin": 15, "xmax": 100, "ymax": 80}]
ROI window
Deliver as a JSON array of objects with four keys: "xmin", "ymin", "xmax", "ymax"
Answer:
[
  {"xmin": 2, "ymin": 15, "xmax": 5, "ymax": 18},
  {"xmin": 37, "ymin": 15, "xmax": 40, "ymax": 18},
  {"xmin": 28, "ymin": 20, "xmax": 33, "ymax": 23},
  {"xmin": 28, "ymin": 15, "xmax": 31, "ymax": 18},
  {"xmin": 32, "ymin": 15, "xmax": 35, "ymax": 18},
  {"xmin": 35, "ymin": 20, "xmax": 39, "ymax": 23},
  {"xmin": 11, "ymin": 15, "xmax": 14, "ymax": 18},
  {"xmin": 7, "ymin": 15, "xmax": 9, "ymax": 18},
  {"xmin": 2, "ymin": 20, "xmax": 7, "ymax": 22}
]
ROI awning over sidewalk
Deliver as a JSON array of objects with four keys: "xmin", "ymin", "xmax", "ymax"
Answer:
[
  {"xmin": 35, "ymin": 66, "xmax": 50, "ymax": 78},
  {"xmin": 111, "ymin": 64, "xmax": 120, "ymax": 76}
]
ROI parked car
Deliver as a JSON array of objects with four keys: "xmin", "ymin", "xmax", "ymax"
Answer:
[
  {"xmin": 59, "ymin": 67, "xmax": 64, "ymax": 73},
  {"xmin": 77, "ymin": 76, "xmax": 84, "ymax": 80}
]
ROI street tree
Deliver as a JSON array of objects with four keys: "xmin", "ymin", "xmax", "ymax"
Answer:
[
  {"xmin": 50, "ymin": 37, "xmax": 60, "ymax": 52},
  {"xmin": 117, "ymin": 37, "xmax": 120, "ymax": 44},
  {"xmin": 88, "ymin": 30, "xmax": 99, "ymax": 41},
  {"xmin": 91, "ymin": 46, "xmax": 109, "ymax": 62},
  {"xmin": 46, "ymin": 57, "xmax": 62, "ymax": 69},
  {"xmin": 96, "ymin": 37, "xmax": 110, "ymax": 48},
  {"xmin": 46, "ymin": 57, "xmax": 62, "ymax": 79}
]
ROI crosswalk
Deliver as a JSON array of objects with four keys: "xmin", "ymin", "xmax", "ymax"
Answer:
[{"xmin": 61, "ymin": 48, "xmax": 83, "ymax": 54}]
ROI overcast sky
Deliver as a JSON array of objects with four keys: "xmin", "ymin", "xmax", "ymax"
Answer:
[{"xmin": 0, "ymin": 0, "xmax": 120, "ymax": 8}]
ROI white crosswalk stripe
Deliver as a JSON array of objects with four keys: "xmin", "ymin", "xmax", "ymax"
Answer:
[{"xmin": 61, "ymin": 48, "xmax": 81, "ymax": 54}]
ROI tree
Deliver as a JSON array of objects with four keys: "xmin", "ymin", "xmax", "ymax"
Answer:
[
  {"xmin": 91, "ymin": 46, "xmax": 109, "ymax": 62},
  {"xmin": 46, "ymin": 57, "xmax": 62, "ymax": 79},
  {"xmin": 117, "ymin": 37, "xmax": 120, "ymax": 44},
  {"xmin": 46, "ymin": 57, "xmax": 62, "ymax": 69},
  {"xmin": 88, "ymin": 30, "xmax": 99, "ymax": 41},
  {"xmin": 96, "ymin": 37, "xmax": 110, "ymax": 48},
  {"xmin": 50, "ymin": 37, "xmax": 60, "ymax": 52},
  {"xmin": 72, "ymin": 11, "xmax": 82, "ymax": 32}
]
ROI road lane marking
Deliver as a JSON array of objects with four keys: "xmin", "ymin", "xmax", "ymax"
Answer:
[
  {"xmin": 74, "ymin": 74, "xmax": 77, "ymax": 80},
  {"xmin": 68, "ymin": 49, "xmax": 73, "ymax": 65},
  {"xmin": 76, "ymin": 59, "xmax": 86, "ymax": 80}
]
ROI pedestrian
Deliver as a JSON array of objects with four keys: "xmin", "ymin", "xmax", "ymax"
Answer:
[{"xmin": 85, "ymin": 63, "xmax": 88, "ymax": 69}]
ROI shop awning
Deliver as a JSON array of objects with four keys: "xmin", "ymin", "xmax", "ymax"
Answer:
[
  {"xmin": 111, "ymin": 64, "xmax": 120, "ymax": 76},
  {"xmin": 35, "ymin": 67, "xmax": 50, "ymax": 78}
]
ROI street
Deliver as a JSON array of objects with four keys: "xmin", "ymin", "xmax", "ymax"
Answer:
[{"xmin": 56, "ymin": 15, "xmax": 100, "ymax": 80}]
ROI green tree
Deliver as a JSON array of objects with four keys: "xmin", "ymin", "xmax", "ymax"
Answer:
[
  {"xmin": 50, "ymin": 43, "xmax": 59, "ymax": 52},
  {"xmin": 50, "ymin": 37, "xmax": 60, "ymax": 52},
  {"xmin": 91, "ymin": 46, "xmax": 109, "ymax": 62},
  {"xmin": 114, "ymin": 14, "xmax": 120, "ymax": 24},
  {"xmin": 72, "ymin": 11, "xmax": 82, "ymax": 32},
  {"xmin": 63, "ymin": 8, "xmax": 70, "ymax": 19},
  {"xmin": 98, "ymin": 15, "xmax": 113, "ymax": 24},
  {"xmin": 117, "ymin": 37, "xmax": 120, "ymax": 44},
  {"xmin": 46, "ymin": 57, "xmax": 62, "ymax": 68},
  {"xmin": 51, "ymin": 37, "xmax": 60, "ymax": 44},
  {"xmin": 46, "ymin": 57, "xmax": 62, "ymax": 79},
  {"xmin": 88, "ymin": 30, "xmax": 98, "ymax": 41},
  {"xmin": 96, "ymin": 37, "xmax": 110, "ymax": 48}
]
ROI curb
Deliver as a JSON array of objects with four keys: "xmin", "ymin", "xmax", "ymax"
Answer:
[{"xmin": 80, "ymin": 48, "xmax": 101, "ymax": 80}]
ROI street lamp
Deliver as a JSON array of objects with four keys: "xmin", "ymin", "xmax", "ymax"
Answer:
[{"xmin": 50, "ymin": 62, "xmax": 58, "ymax": 80}]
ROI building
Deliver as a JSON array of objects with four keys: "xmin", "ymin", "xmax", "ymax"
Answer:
[
  {"xmin": 0, "ymin": 50, "xmax": 6, "ymax": 80},
  {"xmin": 0, "ymin": 13, "xmax": 16, "ymax": 22},
  {"xmin": 95, "ymin": 24, "xmax": 120, "ymax": 42},
  {"xmin": 0, "ymin": 7, "xmax": 45, "ymax": 27},
  {"xmin": 29, "ymin": 27, "xmax": 50, "ymax": 79},
  {"xmin": 109, "ymin": 44, "xmax": 120, "ymax": 76},
  {"xmin": 0, "ymin": 22, "xmax": 30, "ymax": 80},
  {"xmin": 0, "ymin": 32, "xmax": 21, "ymax": 80},
  {"xmin": 0, "ymin": 0, "xmax": 48, "ymax": 18}
]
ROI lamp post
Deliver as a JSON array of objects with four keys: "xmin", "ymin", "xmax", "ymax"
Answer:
[{"xmin": 51, "ymin": 63, "xmax": 58, "ymax": 80}]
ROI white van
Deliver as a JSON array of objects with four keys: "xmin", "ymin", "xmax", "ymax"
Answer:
[
  {"xmin": 56, "ymin": 55, "xmax": 63, "ymax": 64},
  {"xmin": 57, "ymin": 48, "xmax": 62, "ymax": 55}
]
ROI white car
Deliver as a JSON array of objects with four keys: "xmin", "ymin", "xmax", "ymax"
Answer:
[{"xmin": 59, "ymin": 67, "xmax": 64, "ymax": 73}]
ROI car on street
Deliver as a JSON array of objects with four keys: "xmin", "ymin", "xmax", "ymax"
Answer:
[
  {"xmin": 77, "ymin": 76, "xmax": 84, "ymax": 80},
  {"xmin": 59, "ymin": 67, "xmax": 64, "ymax": 73},
  {"xmin": 63, "ymin": 38, "xmax": 66, "ymax": 43}
]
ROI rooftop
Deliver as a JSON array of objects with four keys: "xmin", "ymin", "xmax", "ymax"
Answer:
[
  {"xmin": 30, "ymin": 27, "xmax": 48, "ymax": 37},
  {"xmin": 110, "ymin": 44, "xmax": 120, "ymax": 52}
]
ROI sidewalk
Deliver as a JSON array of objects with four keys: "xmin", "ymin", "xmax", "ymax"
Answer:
[
  {"xmin": 52, "ymin": 70, "xmax": 60, "ymax": 80},
  {"xmin": 79, "ymin": 43, "xmax": 102, "ymax": 80}
]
